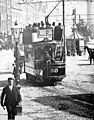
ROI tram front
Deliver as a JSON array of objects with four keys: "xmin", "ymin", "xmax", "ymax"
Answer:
[{"xmin": 33, "ymin": 40, "xmax": 66, "ymax": 85}]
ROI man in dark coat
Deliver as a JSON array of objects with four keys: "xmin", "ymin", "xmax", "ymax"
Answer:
[
  {"xmin": 54, "ymin": 23, "xmax": 62, "ymax": 41},
  {"xmin": 1, "ymin": 77, "xmax": 22, "ymax": 120}
]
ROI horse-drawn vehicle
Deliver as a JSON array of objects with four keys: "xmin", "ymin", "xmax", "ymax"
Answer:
[{"xmin": 85, "ymin": 41, "xmax": 94, "ymax": 65}]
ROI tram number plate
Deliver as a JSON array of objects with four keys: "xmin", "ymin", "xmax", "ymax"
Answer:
[{"xmin": 50, "ymin": 68, "xmax": 58, "ymax": 73}]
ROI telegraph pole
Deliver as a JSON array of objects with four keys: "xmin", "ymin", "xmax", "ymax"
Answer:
[
  {"xmin": 62, "ymin": 0, "xmax": 66, "ymax": 76},
  {"xmin": 62, "ymin": 0, "xmax": 65, "ymax": 62},
  {"xmin": 72, "ymin": 8, "xmax": 76, "ymax": 56}
]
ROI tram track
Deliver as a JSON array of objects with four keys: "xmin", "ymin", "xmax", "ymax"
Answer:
[
  {"xmin": 40, "ymin": 78, "xmax": 94, "ymax": 107},
  {"xmin": 20, "ymin": 74, "xmax": 94, "ymax": 119}
]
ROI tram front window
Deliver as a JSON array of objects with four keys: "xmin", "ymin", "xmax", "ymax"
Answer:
[
  {"xmin": 54, "ymin": 46, "xmax": 63, "ymax": 62},
  {"xmin": 34, "ymin": 43, "xmax": 64, "ymax": 63},
  {"xmin": 35, "ymin": 48, "xmax": 44, "ymax": 61}
]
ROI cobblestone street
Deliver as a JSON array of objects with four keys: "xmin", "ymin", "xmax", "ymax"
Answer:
[
  {"xmin": 0, "ymin": 54, "xmax": 94, "ymax": 120},
  {"xmin": 0, "ymin": 0, "xmax": 94, "ymax": 120}
]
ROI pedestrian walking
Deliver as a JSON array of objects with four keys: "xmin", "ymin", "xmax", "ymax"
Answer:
[
  {"xmin": 1, "ymin": 77, "xmax": 22, "ymax": 120},
  {"xmin": 89, "ymin": 49, "xmax": 94, "ymax": 65}
]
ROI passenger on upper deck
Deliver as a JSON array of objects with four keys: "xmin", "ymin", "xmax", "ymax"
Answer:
[{"xmin": 54, "ymin": 23, "xmax": 62, "ymax": 41}]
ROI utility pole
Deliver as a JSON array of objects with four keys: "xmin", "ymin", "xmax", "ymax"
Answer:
[
  {"xmin": 62, "ymin": 0, "xmax": 65, "ymax": 62},
  {"xmin": 72, "ymin": 8, "xmax": 76, "ymax": 56},
  {"xmin": 62, "ymin": 0, "xmax": 66, "ymax": 76}
]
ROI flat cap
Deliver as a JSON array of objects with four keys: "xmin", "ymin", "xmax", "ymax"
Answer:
[{"xmin": 8, "ymin": 77, "xmax": 14, "ymax": 81}]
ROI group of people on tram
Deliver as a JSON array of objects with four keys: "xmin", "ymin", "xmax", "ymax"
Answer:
[{"xmin": 25, "ymin": 22, "xmax": 63, "ymax": 41}]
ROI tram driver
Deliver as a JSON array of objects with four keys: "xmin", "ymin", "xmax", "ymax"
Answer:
[
  {"xmin": 44, "ymin": 51, "xmax": 55, "ymax": 64},
  {"xmin": 44, "ymin": 51, "xmax": 51, "ymax": 63}
]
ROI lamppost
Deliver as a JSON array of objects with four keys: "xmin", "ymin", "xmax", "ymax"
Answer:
[{"xmin": 11, "ymin": 21, "xmax": 22, "ymax": 87}]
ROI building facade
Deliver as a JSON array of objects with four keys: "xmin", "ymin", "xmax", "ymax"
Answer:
[{"xmin": 0, "ymin": 0, "xmax": 12, "ymax": 42}]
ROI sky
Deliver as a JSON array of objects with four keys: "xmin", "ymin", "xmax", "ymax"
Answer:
[
  {"xmin": 44, "ymin": 1, "xmax": 87, "ymax": 36},
  {"xmin": 26, "ymin": 0, "xmax": 94, "ymax": 36}
]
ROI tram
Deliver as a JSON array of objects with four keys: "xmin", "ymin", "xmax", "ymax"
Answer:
[{"xmin": 23, "ymin": 1, "xmax": 66, "ymax": 85}]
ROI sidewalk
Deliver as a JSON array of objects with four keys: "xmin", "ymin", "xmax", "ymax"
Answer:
[
  {"xmin": 0, "ymin": 106, "xmax": 7, "ymax": 120},
  {"xmin": 0, "ymin": 106, "xmax": 32, "ymax": 120}
]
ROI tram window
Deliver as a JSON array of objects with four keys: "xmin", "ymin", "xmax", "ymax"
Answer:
[
  {"xmin": 34, "ymin": 48, "xmax": 44, "ymax": 61},
  {"xmin": 44, "ymin": 45, "xmax": 52, "ymax": 58},
  {"xmin": 30, "ymin": 48, "xmax": 34, "ymax": 57},
  {"xmin": 25, "ymin": 49, "xmax": 29, "ymax": 58},
  {"xmin": 55, "ymin": 46, "xmax": 63, "ymax": 61},
  {"xmin": 25, "ymin": 48, "xmax": 34, "ymax": 59}
]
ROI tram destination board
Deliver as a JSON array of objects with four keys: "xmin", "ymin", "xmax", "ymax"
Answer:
[{"xmin": 37, "ymin": 28, "xmax": 53, "ymax": 40}]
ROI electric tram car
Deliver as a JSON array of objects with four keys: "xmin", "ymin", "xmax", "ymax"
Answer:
[{"xmin": 23, "ymin": 26, "xmax": 66, "ymax": 85}]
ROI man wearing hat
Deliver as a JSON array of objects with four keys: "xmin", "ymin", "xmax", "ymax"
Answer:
[
  {"xmin": 1, "ymin": 77, "xmax": 22, "ymax": 120},
  {"xmin": 54, "ymin": 22, "xmax": 62, "ymax": 41}
]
